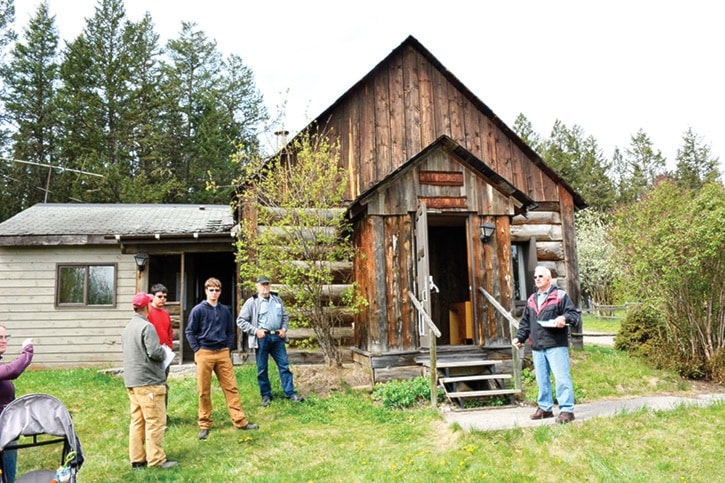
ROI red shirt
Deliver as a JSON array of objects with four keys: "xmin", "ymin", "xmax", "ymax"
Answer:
[{"xmin": 147, "ymin": 304, "xmax": 173, "ymax": 347}]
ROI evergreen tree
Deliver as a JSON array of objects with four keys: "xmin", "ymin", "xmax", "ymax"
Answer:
[
  {"xmin": 0, "ymin": 0, "xmax": 17, "ymax": 151},
  {"xmin": 674, "ymin": 127, "xmax": 721, "ymax": 189},
  {"xmin": 161, "ymin": 22, "xmax": 267, "ymax": 203},
  {"xmin": 512, "ymin": 113, "xmax": 542, "ymax": 153},
  {"xmin": 56, "ymin": 0, "xmax": 138, "ymax": 202},
  {"xmin": 0, "ymin": 1, "xmax": 60, "ymax": 218},
  {"xmin": 614, "ymin": 129, "xmax": 667, "ymax": 204},
  {"xmin": 540, "ymin": 120, "xmax": 615, "ymax": 211}
]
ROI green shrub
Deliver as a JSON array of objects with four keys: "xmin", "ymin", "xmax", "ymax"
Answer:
[
  {"xmin": 614, "ymin": 303, "xmax": 663, "ymax": 358},
  {"xmin": 372, "ymin": 376, "xmax": 439, "ymax": 409}
]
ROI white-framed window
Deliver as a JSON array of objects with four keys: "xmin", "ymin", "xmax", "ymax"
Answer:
[{"xmin": 56, "ymin": 264, "xmax": 116, "ymax": 307}]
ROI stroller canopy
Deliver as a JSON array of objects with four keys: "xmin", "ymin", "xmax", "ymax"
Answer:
[{"xmin": 0, "ymin": 393, "xmax": 84, "ymax": 470}]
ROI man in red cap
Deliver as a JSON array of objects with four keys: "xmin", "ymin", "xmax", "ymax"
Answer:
[{"xmin": 121, "ymin": 292, "xmax": 178, "ymax": 470}]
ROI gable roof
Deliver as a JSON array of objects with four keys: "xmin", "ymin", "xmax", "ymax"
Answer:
[
  {"xmin": 307, "ymin": 35, "xmax": 586, "ymax": 209},
  {"xmin": 350, "ymin": 135, "xmax": 537, "ymax": 218},
  {"xmin": 0, "ymin": 203, "xmax": 235, "ymax": 246}
]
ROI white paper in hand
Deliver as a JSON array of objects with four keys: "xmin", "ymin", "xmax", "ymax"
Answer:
[
  {"xmin": 537, "ymin": 320, "xmax": 557, "ymax": 328},
  {"xmin": 162, "ymin": 345, "xmax": 176, "ymax": 369}
]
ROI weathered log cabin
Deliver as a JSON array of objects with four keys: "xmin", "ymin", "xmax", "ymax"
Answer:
[{"xmin": 254, "ymin": 36, "xmax": 586, "ymax": 381}]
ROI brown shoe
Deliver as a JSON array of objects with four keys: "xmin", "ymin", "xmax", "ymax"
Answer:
[
  {"xmin": 530, "ymin": 407, "xmax": 554, "ymax": 420},
  {"xmin": 555, "ymin": 412, "xmax": 575, "ymax": 424}
]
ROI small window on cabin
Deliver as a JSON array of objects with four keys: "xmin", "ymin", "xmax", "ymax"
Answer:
[{"xmin": 57, "ymin": 264, "xmax": 116, "ymax": 307}]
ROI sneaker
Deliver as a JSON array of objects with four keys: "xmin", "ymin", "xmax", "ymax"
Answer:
[
  {"xmin": 238, "ymin": 422, "xmax": 259, "ymax": 431},
  {"xmin": 198, "ymin": 429, "xmax": 210, "ymax": 440},
  {"xmin": 261, "ymin": 395, "xmax": 272, "ymax": 407},
  {"xmin": 555, "ymin": 412, "xmax": 575, "ymax": 424},
  {"xmin": 131, "ymin": 462, "xmax": 147, "ymax": 469},
  {"xmin": 159, "ymin": 460, "xmax": 179, "ymax": 469},
  {"xmin": 288, "ymin": 394, "xmax": 305, "ymax": 403},
  {"xmin": 529, "ymin": 407, "xmax": 554, "ymax": 420}
]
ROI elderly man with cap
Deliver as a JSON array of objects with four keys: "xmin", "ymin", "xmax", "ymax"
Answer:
[
  {"xmin": 122, "ymin": 292, "xmax": 178, "ymax": 470},
  {"xmin": 237, "ymin": 276, "xmax": 304, "ymax": 407}
]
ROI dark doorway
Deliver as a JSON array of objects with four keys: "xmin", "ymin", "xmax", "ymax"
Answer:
[
  {"xmin": 181, "ymin": 252, "xmax": 237, "ymax": 362},
  {"xmin": 428, "ymin": 217, "xmax": 471, "ymax": 345}
]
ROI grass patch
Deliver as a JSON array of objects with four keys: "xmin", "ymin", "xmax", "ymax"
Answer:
[
  {"xmin": 8, "ymin": 346, "xmax": 724, "ymax": 482},
  {"xmin": 582, "ymin": 313, "xmax": 621, "ymax": 333}
]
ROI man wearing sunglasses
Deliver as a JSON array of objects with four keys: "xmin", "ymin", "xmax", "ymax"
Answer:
[
  {"xmin": 513, "ymin": 266, "xmax": 580, "ymax": 424},
  {"xmin": 186, "ymin": 278, "xmax": 258, "ymax": 440},
  {"xmin": 148, "ymin": 283, "xmax": 173, "ymax": 421}
]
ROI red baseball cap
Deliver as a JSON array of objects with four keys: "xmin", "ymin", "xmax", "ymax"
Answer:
[{"xmin": 132, "ymin": 292, "xmax": 151, "ymax": 309}]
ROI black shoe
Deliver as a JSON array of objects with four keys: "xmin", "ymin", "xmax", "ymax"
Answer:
[
  {"xmin": 261, "ymin": 395, "xmax": 272, "ymax": 407},
  {"xmin": 238, "ymin": 422, "xmax": 259, "ymax": 430},
  {"xmin": 159, "ymin": 460, "xmax": 179, "ymax": 469},
  {"xmin": 288, "ymin": 394, "xmax": 305, "ymax": 403},
  {"xmin": 529, "ymin": 407, "xmax": 554, "ymax": 420},
  {"xmin": 131, "ymin": 462, "xmax": 147, "ymax": 469},
  {"xmin": 198, "ymin": 429, "xmax": 209, "ymax": 440}
]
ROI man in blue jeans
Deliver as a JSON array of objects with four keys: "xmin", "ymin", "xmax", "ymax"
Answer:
[
  {"xmin": 237, "ymin": 276, "xmax": 304, "ymax": 407},
  {"xmin": 513, "ymin": 266, "xmax": 580, "ymax": 424}
]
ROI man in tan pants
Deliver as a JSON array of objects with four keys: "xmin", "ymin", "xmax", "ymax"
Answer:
[{"xmin": 185, "ymin": 278, "xmax": 258, "ymax": 439}]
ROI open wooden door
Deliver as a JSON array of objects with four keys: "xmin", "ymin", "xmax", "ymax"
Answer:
[{"xmin": 415, "ymin": 202, "xmax": 431, "ymax": 348}]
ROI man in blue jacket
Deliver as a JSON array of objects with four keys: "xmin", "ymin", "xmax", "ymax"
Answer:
[
  {"xmin": 513, "ymin": 266, "xmax": 580, "ymax": 424},
  {"xmin": 186, "ymin": 278, "xmax": 258, "ymax": 440}
]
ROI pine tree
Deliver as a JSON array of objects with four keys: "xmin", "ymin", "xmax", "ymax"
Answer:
[
  {"xmin": 674, "ymin": 127, "xmax": 721, "ymax": 189},
  {"xmin": 0, "ymin": 1, "xmax": 60, "ymax": 219},
  {"xmin": 613, "ymin": 129, "xmax": 667, "ymax": 204}
]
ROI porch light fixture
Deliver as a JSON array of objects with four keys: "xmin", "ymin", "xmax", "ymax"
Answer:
[
  {"xmin": 479, "ymin": 222, "xmax": 496, "ymax": 243},
  {"xmin": 134, "ymin": 253, "xmax": 149, "ymax": 272}
]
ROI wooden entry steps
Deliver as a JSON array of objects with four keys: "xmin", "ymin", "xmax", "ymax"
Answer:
[{"xmin": 418, "ymin": 357, "xmax": 520, "ymax": 408}]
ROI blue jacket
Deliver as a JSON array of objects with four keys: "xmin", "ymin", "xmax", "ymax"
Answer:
[
  {"xmin": 515, "ymin": 285, "xmax": 580, "ymax": 351},
  {"xmin": 185, "ymin": 301, "xmax": 235, "ymax": 352}
]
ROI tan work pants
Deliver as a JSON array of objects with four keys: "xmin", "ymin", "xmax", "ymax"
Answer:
[
  {"xmin": 194, "ymin": 348, "xmax": 249, "ymax": 429},
  {"xmin": 127, "ymin": 385, "xmax": 167, "ymax": 467}
]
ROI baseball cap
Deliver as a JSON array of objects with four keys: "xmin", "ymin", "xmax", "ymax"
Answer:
[
  {"xmin": 132, "ymin": 292, "xmax": 151, "ymax": 309},
  {"xmin": 256, "ymin": 275, "xmax": 271, "ymax": 284}
]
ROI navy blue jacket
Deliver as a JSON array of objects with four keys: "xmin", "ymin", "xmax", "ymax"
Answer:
[
  {"xmin": 515, "ymin": 285, "xmax": 580, "ymax": 351},
  {"xmin": 185, "ymin": 300, "xmax": 235, "ymax": 352}
]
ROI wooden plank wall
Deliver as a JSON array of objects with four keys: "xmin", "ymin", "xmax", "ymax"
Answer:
[
  {"xmin": 353, "ymin": 214, "xmax": 415, "ymax": 352},
  {"xmin": 0, "ymin": 246, "xmax": 138, "ymax": 368},
  {"xmin": 325, "ymin": 44, "xmax": 558, "ymax": 208}
]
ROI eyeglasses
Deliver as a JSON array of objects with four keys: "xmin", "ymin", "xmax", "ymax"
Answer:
[
  {"xmin": 206, "ymin": 288, "xmax": 221, "ymax": 292},
  {"xmin": 155, "ymin": 294, "xmax": 167, "ymax": 299},
  {"xmin": 534, "ymin": 275, "xmax": 545, "ymax": 279},
  {"xmin": 0, "ymin": 335, "xmax": 10, "ymax": 341}
]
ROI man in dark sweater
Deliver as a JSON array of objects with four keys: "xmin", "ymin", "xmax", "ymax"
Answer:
[{"xmin": 186, "ymin": 278, "xmax": 258, "ymax": 440}]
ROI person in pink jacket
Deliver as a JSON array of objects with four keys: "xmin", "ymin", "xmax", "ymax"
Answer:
[{"xmin": 0, "ymin": 324, "xmax": 33, "ymax": 483}]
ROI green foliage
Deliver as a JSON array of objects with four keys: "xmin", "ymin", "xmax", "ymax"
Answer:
[
  {"xmin": 372, "ymin": 376, "xmax": 438, "ymax": 409},
  {"xmin": 575, "ymin": 208, "xmax": 620, "ymax": 306},
  {"xmin": 612, "ymin": 129, "xmax": 667, "ymax": 204},
  {"xmin": 614, "ymin": 303, "xmax": 664, "ymax": 360},
  {"xmin": 234, "ymin": 128, "xmax": 361, "ymax": 366},
  {"xmin": 674, "ymin": 127, "xmax": 721, "ymax": 190},
  {"xmin": 539, "ymin": 120, "xmax": 615, "ymax": 211},
  {"xmin": 611, "ymin": 180, "xmax": 725, "ymax": 380}
]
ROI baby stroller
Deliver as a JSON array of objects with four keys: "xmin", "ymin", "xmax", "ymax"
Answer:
[{"xmin": 0, "ymin": 394, "xmax": 84, "ymax": 482}]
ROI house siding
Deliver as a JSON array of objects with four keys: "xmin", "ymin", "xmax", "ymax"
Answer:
[{"xmin": 0, "ymin": 245, "xmax": 138, "ymax": 368}]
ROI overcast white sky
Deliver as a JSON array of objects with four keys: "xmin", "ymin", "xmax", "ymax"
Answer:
[{"xmin": 14, "ymin": 0, "xmax": 724, "ymax": 173}]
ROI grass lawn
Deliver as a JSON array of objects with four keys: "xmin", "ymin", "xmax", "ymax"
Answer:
[
  {"xmin": 582, "ymin": 313, "xmax": 621, "ymax": 334},
  {"xmin": 10, "ymin": 346, "xmax": 725, "ymax": 482}
]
